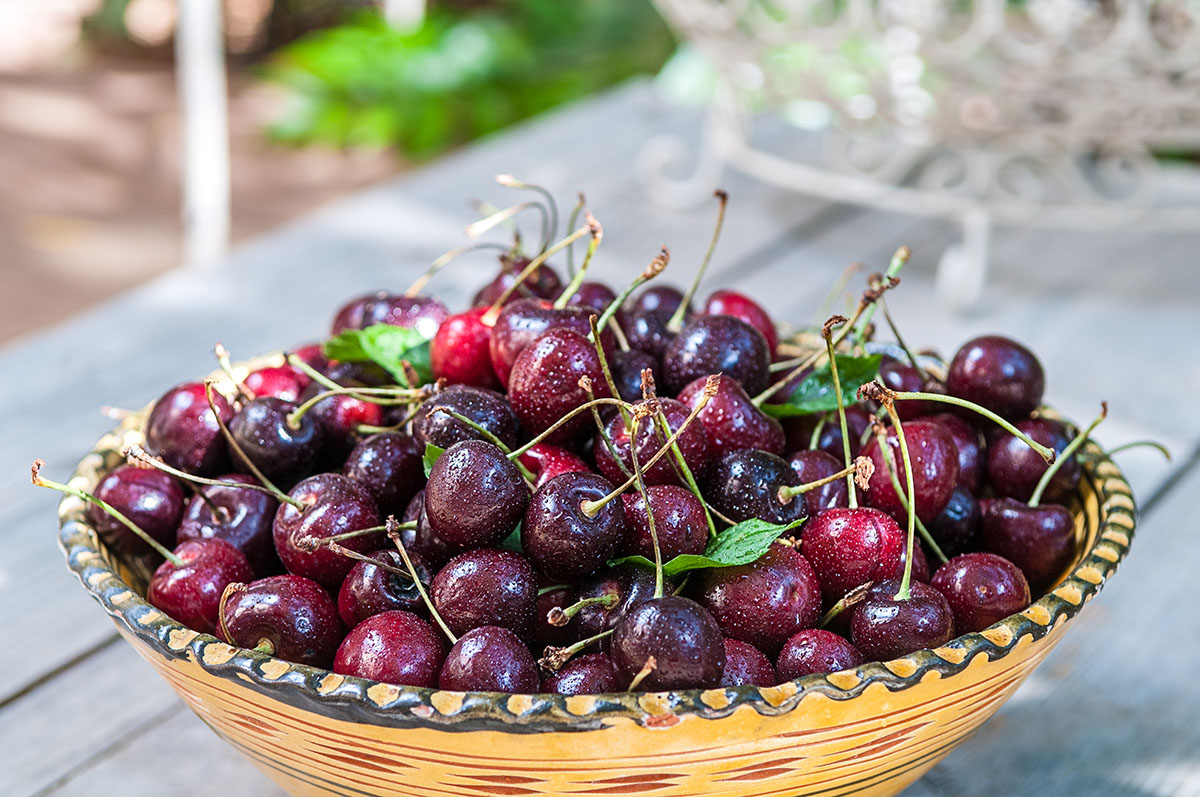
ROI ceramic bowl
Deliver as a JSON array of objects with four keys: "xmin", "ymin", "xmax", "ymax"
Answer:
[{"xmin": 57, "ymin": 391, "xmax": 1136, "ymax": 797}]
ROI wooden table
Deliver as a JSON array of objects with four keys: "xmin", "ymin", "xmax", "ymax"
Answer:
[{"xmin": 4, "ymin": 82, "xmax": 1198, "ymax": 796}]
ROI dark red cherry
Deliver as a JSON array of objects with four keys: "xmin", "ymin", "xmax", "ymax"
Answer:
[
  {"xmin": 776, "ymin": 629, "xmax": 865, "ymax": 679},
  {"xmin": 324, "ymin": 360, "xmax": 393, "ymax": 388},
  {"xmin": 786, "ymin": 449, "xmax": 849, "ymax": 517},
  {"xmin": 800, "ymin": 507, "xmax": 906, "ymax": 603},
  {"xmin": 927, "ymin": 486, "xmax": 981, "ymax": 558},
  {"xmin": 623, "ymin": 309, "xmax": 676, "ymax": 358},
  {"xmin": 177, "ymin": 473, "xmax": 281, "ymax": 575},
  {"xmin": 535, "ymin": 583, "xmax": 575, "ymax": 649},
  {"xmin": 337, "ymin": 549, "xmax": 432, "ymax": 628},
  {"xmin": 931, "ymin": 553, "xmax": 1031, "ymax": 633},
  {"xmin": 342, "ymin": 432, "xmax": 423, "ymax": 519},
  {"xmin": 517, "ymin": 443, "xmax": 592, "ymax": 489},
  {"xmin": 850, "ymin": 579, "xmax": 955, "ymax": 661},
  {"xmin": 272, "ymin": 473, "xmax": 383, "ymax": 590},
  {"xmin": 947, "ymin": 335, "xmax": 1045, "ymax": 420},
  {"xmin": 508, "ymin": 327, "xmax": 612, "ymax": 443},
  {"xmin": 291, "ymin": 343, "xmax": 328, "ymax": 374},
  {"xmin": 412, "ymin": 385, "xmax": 521, "ymax": 452},
  {"xmin": 627, "ymin": 285, "xmax": 687, "ymax": 320},
  {"xmin": 431, "ymin": 307, "xmax": 498, "ymax": 389},
  {"xmin": 244, "ymin": 365, "xmax": 308, "ymax": 402},
  {"xmin": 703, "ymin": 289, "xmax": 777, "ymax": 354},
  {"xmin": 296, "ymin": 381, "xmax": 384, "ymax": 462},
  {"xmin": 662, "ymin": 315, "xmax": 771, "ymax": 396},
  {"xmin": 398, "ymin": 489, "xmax": 460, "ymax": 568},
  {"xmin": 927, "ymin": 412, "xmax": 986, "ymax": 492},
  {"xmin": 564, "ymin": 281, "xmax": 617, "ymax": 315},
  {"xmin": 720, "ymin": 639, "xmax": 777, "ymax": 687},
  {"xmin": 677, "ymin": 375, "xmax": 785, "ymax": 458},
  {"xmin": 860, "ymin": 419, "xmax": 959, "ymax": 524},
  {"xmin": 878, "ymin": 358, "xmax": 933, "ymax": 420},
  {"xmin": 610, "ymin": 596, "xmax": 726, "ymax": 691},
  {"xmin": 541, "ymin": 652, "xmax": 622, "ymax": 695},
  {"xmin": 706, "ymin": 449, "xmax": 806, "ymax": 525},
  {"xmin": 219, "ymin": 575, "xmax": 343, "ymax": 667},
  {"xmin": 432, "ymin": 548, "xmax": 537, "ymax": 639},
  {"xmin": 695, "ymin": 544, "xmax": 821, "ymax": 656},
  {"xmin": 332, "ymin": 291, "xmax": 448, "ymax": 339},
  {"xmin": 333, "ymin": 610, "xmax": 445, "ymax": 687},
  {"xmin": 88, "ymin": 464, "xmax": 184, "ymax": 558},
  {"xmin": 438, "ymin": 625, "xmax": 540, "ymax": 693},
  {"xmin": 987, "ymin": 418, "xmax": 1079, "ymax": 502},
  {"xmin": 610, "ymin": 349, "xmax": 661, "ymax": 403},
  {"xmin": 979, "ymin": 498, "xmax": 1076, "ymax": 593},
  {"xmin": 424, "ymin": 440, "xmax": 528, "ymax": 548},
  {"xmin": 574, "ymin": 565, "xmax": 658, "ymax": 639},
  {"xmin": 144, "ymin": 382, "xmax": 233, "ymax": 476},
  {"xmin": 488, "ymin": 299, "xmax": 610, "ymax": 389},
  {"xmin": 472, "ymin": 255, "xmax": 563, "ymax": 306},
  {"xmin": 229, "ymin": 397, "xmax": 324, "ymax": 489},
  {"xmin": 148, "ymin": 538, "xmax": 254, "ymax": 634},
  {"xmin": 621, "ymin": 485, "xmax": 708, "ymax": 560},
  {"xmin": 594, "ymin": 398, "xmax": 710, "ymax": 488},
  {"xmin": 809, "ymin": 405, "xmax": 873, "ymax": 460},
  {"xmin": 522, "ymin": 472, "xmax": 628, "ymax": 581}
]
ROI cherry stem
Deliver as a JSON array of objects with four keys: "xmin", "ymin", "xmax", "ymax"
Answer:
[
  {"xmin": 627, "ymin": 655, "xmax": 658, "ymax": 691},
  {"xmin": 853, "ymin": 246, "xmax": 909, "ymax": 347},
  {"xmin": 404, "ymin": 241, "xmax": 509, "ymax": 298},
  {"xmin": 889, "ymin": 391, "xmax": 1057, "ymax": 463},
  {"xmin": 564, "ymin": 192, "xmax": 585, "ymax": 276},
  {"xmin": 387, "ymin": 516, "xmax": 457, "ymax": 644},
  {"xmin": 879, "ymin": 298, "xmax": 928, "ymax": 381},
  {"xmin": 428, "ymin": 406, "xmax": 537, "ymax": 484},
  {"xmin": 217, "ymin": 581, "xmax": 243, "ymax": 643},
  {"xmin": 495, "ymin": 173, "xmax": 559, "ymax": 254},
  {"xmin": 507, "ymin": 397, "xmax": 634, "ymax": 460},
  {"xmin": 654, "ymin": 412, "xmax": 717, "ymax": 540},
  {"xmin": 325, "ymin": 542, "xmax": 414, "ymax": 580},
  {"xmin": 296, "ymin": 522, "xmax": 404, "ymax": 552},
  {"xmin": 286, "ymin": 354, "xmax": 342, "ymax": 393},
  {"xmin": 869, "ymin": 425, "xmax": 949, "ymax": 566},
  {"xmin": 809, "ymin": 261, "xmax": 863, "ymax": 329},
  {"xmin": 252, "ymin": 639, "xmax": 276, "ymax": 655},
  {"xmin": 629, "ymin": 411, "xmax": 665, "ymax": 600},
  {"xmin": 188, "ymin": 483, "xmax": 232, "ymax": 524},
  {"xmin": 776, "ymin": 457, "xmax": 871, "ymax": 505},
  {"xmin": 539, "ymin": 628, "xmax": 613, "ymax": 672},
  {"xmin": 547, "ymin": 592, "xmax": 619, "ymax": 626},
  {"xmin": 808, "ymin": 415, "xmax": 828, "ymax": 452},
  {"xmin": 31, "ymin": 459, "xmax": 184, "ymax": 566},
  {"xmin": 591, "ymin": 247, "xmax": 671, "ymax": 345},
  {"xmin": 823, "ymin": 315, "xmax": 858, "ymax": 506},
  {"xmin": 205, "ymin": 382, "xmax": 294, "ymax": 503},
  {"xmin": 587, "ymin": 315, "xmax": 630, "ymax": 428},
  {"xmin": 1029, "ymin": 402, "xmax": 1108, "ymax": 507},
  {"xmin": 819, "ymin": 581, "xmax": 874, "ymax": 629},
  {"xmin": 667, "ymin": 189, "xmax": 728, "ymax": 334},
  {"xmin": 1105, "ymin": 440, "xmax": 1171, "ymax": 460},
  {"xmin": 553, "ymin": 212, "xmax": 602, "ymax": 310},
  {"xmin": 466, "ymin": 200, "xmax": 550, "ymax": 253},
  {"xmin": 877, "ymin": 400, "xmax": 918, "ymax": 601},
  {"xmin": 285, "ymin": 386, "xmax": 419, "ymax": 430},
  {"xmin": 486, "ymin": 223, "xmax": 594, "ymax": 318},
  {"xmin": 213, "ymin": 343, "xmax": 254, "ymax": 402},
  {"xmin": 580, "ymin": 376, "xmax": 633, "ymax": 480},
  {"xmin": 123, "ymin": 444, "xmax": 303, "ymax": 511}
]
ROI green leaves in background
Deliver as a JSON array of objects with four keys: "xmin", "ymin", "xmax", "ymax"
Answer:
[
  {"xmin": 609, "ymin": 517, "xmax": 803, "ymax": 578},
  {"xmin": 762, "ymin": 354, "xmax": 882, "ymax": 418},
  {"xmin": 323, "ymin": 324, "xmax": 432, "ymax": 386}
]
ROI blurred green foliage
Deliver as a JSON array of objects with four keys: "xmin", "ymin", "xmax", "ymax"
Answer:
[{"xmin": 260, "ymin": 1, "xmax": 676, "ymax": 159}]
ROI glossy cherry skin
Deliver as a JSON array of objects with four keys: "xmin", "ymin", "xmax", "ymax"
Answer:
[
  {"xmin": 706, "ymin": 449, "xmax": 806, "ymax": 526},
  {"xmin": 623, "ymin": 309, "xmax": 676, "ymax": 358},
  {"xmin": 720, "ymin": 639, "xmax": 777, "ymax": 687},
  {"xmin": 228, "ymin": 397, "xmax": 324, "ymax": 489},
  {"xmin": 542, "ymin": 652, "xmax": 622, "ymax": 695},
  {"xmin": 219, "ymin": 575, "xmax": 343, "ymax": 668},
  {"xmin": 927, "ymin": 412, "xmax": 986, "ymax": 493},
  {"xmin": 662, "ymin": 315, "xmax": 771, "ymax": 396},
  {"xmin": 594, "ymin": 398, "xmax": 710, "ymax": 488},
  {"xmin": 244, "ymin": 365, "xmax": 308, "ymax": 402},
  {"xmin": 979, "ymin": 498, "xmax": 1075, "ymax": 593},
  {"xmin": 621, "ymin": 486, "xmax": 709, "ymax": 561},
  {"xmin": 331, "ymin": 291, "xmax": 448, "ymax": 339},
  {"xmin": 611, "ymin": 597, "xmax": 726, "ymax": 691},
  {"xmin": 438, "ymin": 625, "xmax": 540, "ymax": 693},
  {"xmin": 610, "ymin": 349, "xmax": 661, "ymax": 403},
  {"xmin": 564, "ymin": 281, "xmax": 618, "ymax": 315},
  {"xmin": 342, "ymin": 432, "xmax": 423, "ymax": 519},
  {"xmin": 88, "ymin": 464, "xmax": 184, "ymax": 558},
  {"xmin": 800, "ymin": 507, "xmax": 907, "ymax": 603},
  {"xmin": 850, "ymin": 579, "xmax": 955, "ymax": 661},
  {"xmin": 931, "ymin": 553, "xmax": 1031, "ymax": 633},
  {"xmin": 337, "ymin": 549, "xmax": 432, "ymax": 628},
  {"xmin": 333, "ymin": 610, "xmax": 445, "ymax": 687},
  {"xmin": 147, "ymin": 538, "xmax": 254, "ymax": 634},
  {"xmin": 177, "ymin": 473, "xmax": 281, "ymax": 575},
  {"xmin": 517, "ymin": 443, "xmax": 592, "ymax": 489},
  {"xmin": 535, "ymin": 583, "xmax": 575, "ymax": 649},
  {"xmin": 787, "ymin": 449, "xmax": 849, "ymax": 517},
  {"xmin": 927, "ymin": 486, "xmax": 981, "ymax": 558},
  {"xmin": 398, "ymin": 489, "xmax": 461, "ymax": 569},
  {"xmin": 508, "ymin": 327, "xmax": 612, "ymax": 443},
  {"xmin": 489, "ymin": 300, "xmax": 610, "ymax": 389},
  {"xmin": 430, "ymin": 307, "xmax": 499, "ymax": 389},
  {"xmin": 776, "ymin": 629, "xmax": 865, "ymax": 680},
  {"xmin": 432, "ymin": 548, "xmax": 537, "ymax": 639},
  {"xmin": 574, "ymin": 565, "xmax": 658, "ymax": 639},
  {"xmin": 412, "ymin": 385, "xmax": 521, "ymax": 452},
  {"xmin": 876, "ymin": 357, "xmax": 937, "ymax": 420},
  {"xmin": 695, "ymin": 544, "xmax": 822, "ymax": 656},
  {"xmin": 808, "ymin": 405, "xmax": 873, "ymax": 460},
  {"xmin": 704, "ymin": 289, "xmax": 777, "ymax": 354},
  {"xmin": 296, "ymin": 381, "xmax": 384, "ymax": 463},
  {"xmin": 860, "ymin": 419, "xmax": 959, "ymax": 524},
  {"xmin": 144, "ymin": 382, "xmax": 233, "ymax": 476},
  {"xmin": 291, "ymin": 343, "xmax": 328, "ymax": 374},
  {"xmin": 324, "ymin": 360, "xmax": 394, "ymax": 388},
  {"xmin": 987, "ymin": 418, "xmax": 1079, "ymax": 502},
  {"xmin": 424, "ymin": 440, "xmax": 528, "ymax": 548},
  {"xmin": 522, "ymin": 472, "xmax": 628, "ymax": 581},
  {"xmin": 272, "ymin": 473, "xmax": 383, "ymax": 590},
  {"xmin": 472, "ymin": 255, "xmax": 563, "ymax": 307},
  {"xmin": 627, "ymin": 285, "xmax": 688, "ymax": 320},
  {"xmin": 677, "ymin": 375, "xmax": 785, "ymax": 458},
  {"xmin": 947, "ymin": 335, "xmax": 1045, "ymax": 420}
]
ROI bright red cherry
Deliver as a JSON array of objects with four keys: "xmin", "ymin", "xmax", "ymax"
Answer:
[
  {"xmin": 703, "ymin": 289, "xmax": 778, "ymax": 354},
  {"xmin": 431, "ymin": 307, "xmax": 499, "ymax": 389},
  {"xmin": 333, "ymin": 610, "xmax": 445, "ymax": 687},
  {"xmin": 148, "ymin": 538, "xmax": 254, "ymax": 634}
]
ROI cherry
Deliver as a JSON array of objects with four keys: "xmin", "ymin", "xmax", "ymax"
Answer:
[
  {"xmin": 720, "ymin": 639, "xmax": 777, "ymax": 687},
  {"xmin": 144, "ymin": 382, "xmax": 233, "ymax": 476},
  {"xmin": 412, "ymin": 385, "xmax": 521, "ymax": 452},
  {"xmin": 573, "ymin": 564, "xmax": 658, "ymax": 639},
  {"xmin": 424, "ymin": 440, "xmax": 528, "ymax": 548},
  {"xmin": 694, "ymin": 543, "xmax": 822, "ymax": 656},
  {"xmin": 703, "ymin": 290, "xmax": 777, "ymax": 354},
  {"xmin": 610, "ymin": 596, "xmax": 726, "ymax": 691},
  {"xmin": 535, "ymin": 583, "xmax": 575, "ymax": 649},
  {"xmin": 323, "ymin": 360, "xmax": 393, "ymax": 388},
  {"xmin": 291, "ymin": 343, "xmax": 328, "ymax": 374},
  {"xmin": 472, "ymin": 255, "xmax": 563, "ymax": 307},
  {"xmin": 947, "ymin": 335, "xmax": 1045, "ymax": 420},
  {"xmin": 295, "ymin": 382, "xmax": 384, "ymax": 462},
  {"xmin": 809, "ymin": 405, "xmax": 873, "ymax": 460},
  {"xmin": 228, "ymin": 397, "xmax": 324, "ymax": 489},
  {"xmin": 432, "ymin": 548, "xmax": 537, "ymax": 639},
  {"xmin": 926, "ymin": 412, "xmax": 986, "ymax": 492},
  {"xmin": 662, "ymin": 315, "xmax": 771, "ymax": 396},
  {"xmin": 800, "ymin": 507, "xmax": 906, "ymax": 603},
  {"xmin": 877, "ymin": 358, "xmax": 933, "ymax": 420},
  {"xmin": 177, "ymin": 473, "xmax": 281, "ymax": 575},
  {"xmin": 430, "ymin": 307, "xmax": 499, "ymax": 389},
  {"xmin": 979, "ymin": 498, "xmax": 1075, "ymax": 593},
  {"xmin": 541, "ymin": 652, "xmax": 622, "ymax": 695},
  {"xmin": 88, "ymin": 464, "xmax": 184, "ymax": 558},
  {"xmin": 564, "ymin": 281, "xmax": 617, "ymax": 315},
  {"xmin": 623, "ymin": 309, "xmax": 676, "ymax": 358},
  {"xmin": 517, "ymin": 443, "xmax": 591, "ymax": 489},
  {"xmin": 610, "ymin": 349, "xmax": 661, "ymax": 403},
  {"xmin": 342, "ymin": 432, "xmax": 423, "ymax": 519},
  {"xmin": 337, "ymin": 549, "xmax": 432, "ymax": 628},
  {"xmin": 488, "ymin": 299, "xmax": 609, "ymax": 389},
  {"xmin": 621, "ymin": 485, "xmax": 708, "ymax": 560},
  {"xmin": 786, "ymin": 450, "xmax": 849, "ymax": 517},
  {"xmin": 331, "ymin": 291, "xmax": 448, "ymax": 339},
  {"xmin": 438, "ymin": 625, "xmax": 540, "ymax": 693},
  {"xmin": 508, "ymin": 327, "xmax": 612, "ymax": 443},
  {"xmin": 244, "ymin": 365, "xmax": 308, "ymax": 402},
  {"xmin": 522, "ymin": 472, "xmax": 628, "ymax": 581},
  {"xmin": 147, "ymin": 538, "xmax": 254, "ymax": 634},
  {"xmin": 860, "ymin": 419, "xmax": 959, "ymax": 524},
  {"xmin": 219, "ymin": 575, "xmax": 343, "ymax": 667},
  {"xmin": 987, "ymin": 418, "xmax": 1079, "ymax": 502},
  {"xmin": 776, "ymin": 629, "xmax": 864, "ymax": 679},
  {"xmin": 927, "ymin": 486, "xmax": 981, "ymax": 558},
  {"xmin": 397, "ymin": 489, "xmax": 460, "ymax": 568},
  {"xmin": 626, "ymin": 285, "xmax": 688, "ymax": 320},
  {"xmin": 705, "ymin": 449, "xmax": 806, "ymax": 526},
  {"xmin": 850, "ymin": 579, "xmax": 955, "ymax": 661},
  {"xmin": 931, "ymin": 553, "xmax": 1031, "ymax": 633},
  {"xmin": 333, "ymin": 610, "xmax": 445, "ymax": 687},
  {"xmin": 594, "ymin": 398, "xmax": 709, "ymax": 488},
  {"xmin": 272, "ymin": 473, "xmax": 383, "ymax": 590},
  {"xmin": 677, "ymin": 375, "xmax": 785, "ymax": 458}
]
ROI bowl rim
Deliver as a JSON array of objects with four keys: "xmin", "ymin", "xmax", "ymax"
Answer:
[{"xmin": 56, "ymin": 407, "xmax": 1137, "ymax": 732}]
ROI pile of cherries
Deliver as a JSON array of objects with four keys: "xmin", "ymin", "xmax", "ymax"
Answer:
[{"xmin": 36, "ymin": 187, "xmax": 1101, "ymax": 696}]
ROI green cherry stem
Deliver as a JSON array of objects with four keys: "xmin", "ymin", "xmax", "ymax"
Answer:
[
  {"xmin": 888, "ymin": 391, "xmax": 1056, "ymax": 463},
  {"xmin": 591, "ymin": 247, "xmax": 671, "ymax": 345},
  {"xmin": 853, "ymin": 246, "xmax": 909, "ymax": 347},
  {"xmin": 325, "ymin": 542, "xmax": 415, "ymax": 580},
  {"xmin": 564, "ymin": 192, "xmax": 586, "ymax": 276},
  {"xmin": 878, "ymin": 400, "xmax": 918, "ymax": 601},
  {"xmin": 213, "ymin": 343, "xmax": 254, "ymax": 402},
  {"xmin": 465, "ymin": 200, "xmax": 550, "ymax": 252},
  {"xmin": 553, "ymin": 213, "xmax": 602, "ymax": 310},
  {"xmin": 426, "ymin": 406, "xmax": 534, "ymax": 478},
  {"xmin": 654, "ymin": 412, "xmax": 716, "ymax": 540},
  {"xmin": 668, "ymin": 189, "xmax": 728, "ymax": 334},
  {"xmin": 485, "ymin": 223, "xmax": 594, "ymax": 320},
  {"xmin": 867, "ymin": 425, "xmax": 949, "ymax": 565},
  {"xmin": 823, "ymin": 315, "xmax": 857, "ymax": 506},
  {"xmin": 404, "ymin": 241, "xmax": 510, "ymax": 298},
  {"xmin": 539, "ymin": 628, "xmax": 614, "ymax": 672},
  {"xmin": 629, "ymin": 411, "xmax": 665, "ymax": 600},
  {"xmin": 879, "ymin": 298, "xmax": 928, "ymax": 380},
  {"xmin": 495, "ymin": 173, "xmax": 560, "ymax": 254},
  {"xmin": 286, "ymin": 354, "xmax": 342, "ymax": 392},
  {"xmin": 506, "ymin": 397, "xmax": 635, "ymax": 460},
  {"xmin": 205, "ymin": 381, "xmax": 294, "ymax": 503},
  {"xmin": 777, "ymin": 457, "xmax": 871, "ymax": 506},
  {"xmin": 547, "ymin": 592, "xmax": 619, "ymax": 626},
  {"xmin": 387, "ymin": 516, "xmax": 457, "ymax": 644},
  {"xmin": 579, "ymin": 376, "xmax": 633, "ymax": 481},
  {"xmin": 818, "ymin": 581, "xmax": 874, "ymax": 629},
  {"xmin": 587, "ymin": 315, "xmax": 630, "ymax": 429},
  {"xmin": 1105, "ymin": 440, "xmax": 1171, "ymax": 460},
  {"xmin": 123, "ymin": 444, "xmax": 304, "ymax": 511},
  {"xmin": 1029, "ymin": 403, "xmax": 1108, "ymax": 507},
  {"xmin": 296, "ymin": 522, "xmax": 411, "ymax": 552}
]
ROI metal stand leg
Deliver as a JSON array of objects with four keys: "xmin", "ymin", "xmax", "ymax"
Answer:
[{"xmin": 936, "ymin": 206, "xmax": 990, "ymax": 311}]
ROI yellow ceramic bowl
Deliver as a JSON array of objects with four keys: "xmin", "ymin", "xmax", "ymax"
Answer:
[{"xmin": 58, "ymin": 400, "xmax": 1136, "ymax": 797}]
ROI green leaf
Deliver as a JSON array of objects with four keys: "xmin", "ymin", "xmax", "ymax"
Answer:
[
  {"xmin": 609, "ymin": 518, "xmax": 804, "ymax": 578},
  {"xmin": 761, "ymin": 354, "xmax": 882, "ymax": 418},
  {"xmin": 422, "ymin": 442, "xmax": 445, "ymax": 477},
  {"xmin": 498, "ymin": 523, "xmax": 523, "ymax": 553},
  {"xmin": 323, "ymin": 324, "xmax": 433, "ymax": 386}
]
